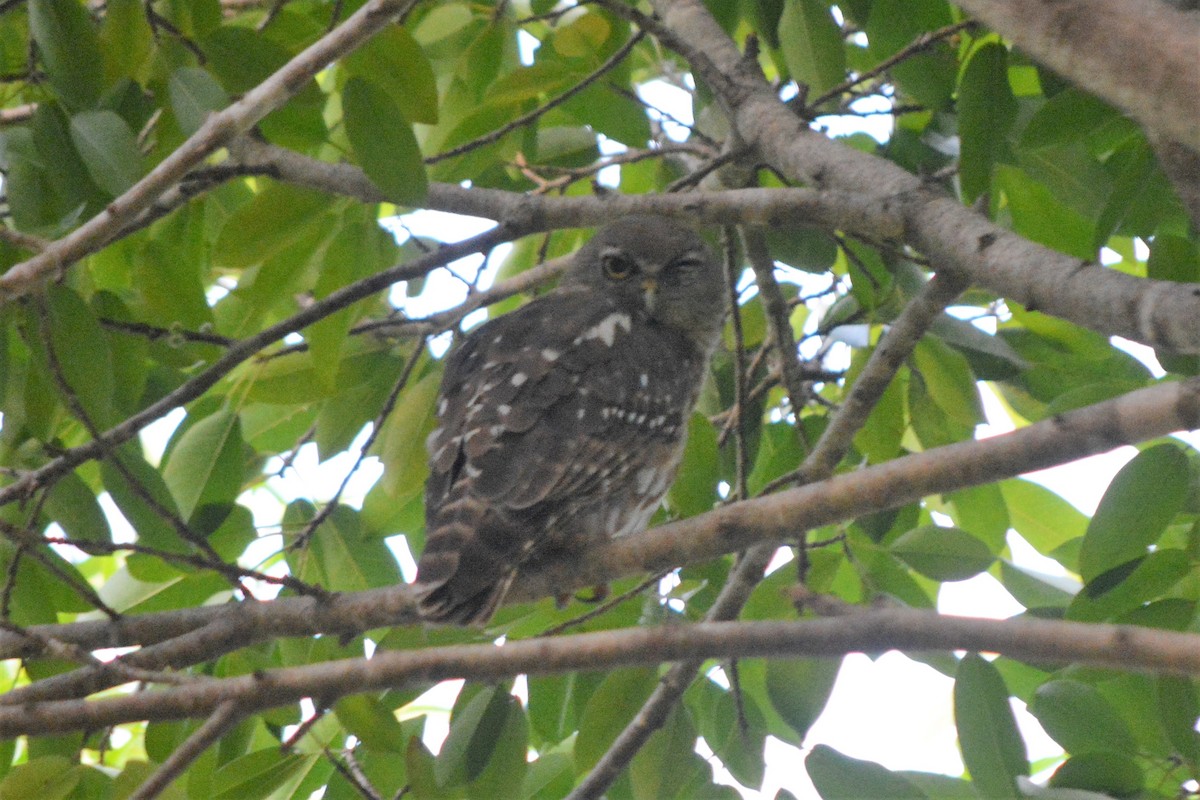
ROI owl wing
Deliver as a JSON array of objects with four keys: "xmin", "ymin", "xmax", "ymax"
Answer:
[{"xmin": 417, "ymin": 288, "xmax": 698, "ymax": 624}]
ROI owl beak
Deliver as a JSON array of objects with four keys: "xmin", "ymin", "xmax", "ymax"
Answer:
[{"xmin": 641, "ymin": 277, "xmax": 658, "ymax": 312}]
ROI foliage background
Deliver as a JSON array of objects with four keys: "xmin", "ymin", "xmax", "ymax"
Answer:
[{"xmin": 0, "ymin": 0, "xmax": 1197, "ymax": 798}]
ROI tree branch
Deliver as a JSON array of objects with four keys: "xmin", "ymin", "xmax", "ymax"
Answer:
[
  {"xmin": 0, "ymin": 0, "xmax": 420, "ymax": 302},
  {"xmin": 2, "ymin": 610, "xmax": 1196, "ymax": 738},
  {"xmin": 950, "ymin": 0, "xmax": 1200, "ymax": 153},
  {"xmin": 2, "ymin": 376, "xmax": 1196, "ymax": 670},
  {"xmin": 628, "ymin": 0, "xmax": 1200, "ymax": 354}
]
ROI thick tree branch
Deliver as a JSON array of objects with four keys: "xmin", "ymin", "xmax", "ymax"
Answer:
[
  {"xmin": 2, "ymin": 377, "xmax": 1196, "ymax": 669},
  {"xmin": 630, "ymin": 0, "xmax": 1200, "ymax": 354},
  {"xmin": 231, "ymin": 137, "xmax": 901, "ymax": 238},
  {"xmin": 0, "ymin": 0, "xmax": 420, "ymax": 302},
  {"xmin": 950, "ymin": 0, "xmax": 1200, "ymax": 153},
  {"xmin": 514, "ymin": 375, "xmax": 1200, "ymax": 601},
  {"xmin": 1, "ymin": 610, "xmax": 1196, "ymax": 738}
]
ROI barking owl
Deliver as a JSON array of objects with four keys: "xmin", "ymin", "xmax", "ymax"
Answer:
[{"xmin": 415, "ymin": 215, "xmax": 725, "ymax": 624}]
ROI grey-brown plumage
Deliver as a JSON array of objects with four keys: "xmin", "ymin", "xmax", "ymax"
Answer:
[{"xmin": 415, "ymin": 215, "xmax": 725, "ymax": 624}]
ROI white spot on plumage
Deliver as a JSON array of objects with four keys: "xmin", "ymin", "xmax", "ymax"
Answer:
[
  {"xmin": 510, "ymin": 372, "xmax": 527, "ymax": 386},
  {"xmin": 577, "ymin": 408, "xmax": 586, "ymax": 419},
  {"xmin": 541, "ymin": 348, "xmax": 560, "ymax": 362},
  {"xmin": 575, "ymin": 313, "xmax": 632, "ymax": 346},
  {"xmin": 639, "ymin": 373, "xmax": 649, "ymax": 388},
  {"xmin": 497, "ymin": 404, "xmax": 512, "ymax": 416},
  {"xmin": 636, "ymin": 466, "xmax": 660, "ymax": 494}
]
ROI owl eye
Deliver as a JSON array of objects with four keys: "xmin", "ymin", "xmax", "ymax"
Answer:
[{"xmin": 601, "ymin": 252, "xmax": 635, "ymax": 280}]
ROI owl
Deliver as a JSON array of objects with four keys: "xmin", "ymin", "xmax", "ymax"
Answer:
[{"xmin": 415, "ymin": 215, "xmax": 725, "ymax": 624}]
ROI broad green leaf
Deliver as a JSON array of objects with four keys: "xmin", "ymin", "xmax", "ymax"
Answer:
[
  {"xmin": 1020, "ymin": 89, "xmax": 1123, "ymax": 150},
  {"xmin": 945, "ymin": 483, "xmax": 1009, "ymax": 553},
  {"xmin": 575, "ymin": 668, "xmax": 659, "ymax": 772},
  {"xmin": 161, "ymin": 408, "xmax": 244, "ymax": 522},
  {"xmin": 29, "ymin": 0, "xmax": 104, "ymax": 110},
  {"xmin": 1078, "ymin": 443, "xmax": 1189, "ymax": 583},
  {"xmin": 805, "ymin": 745, "xmax": 928, "ymax": 799},
  {"xmin": 0, "ymin": 756, "xmax": 79, "ymax": 800},
  {"xmin": 42, "ymin": 470, "xmax": 111, "ymax": 543},
  {"xmin": 1147, "ymin": 234, "xmax": 1200, "ymax": 284},
  {"xmin": 43, "ymin": 284, "xmax": 115, "ymax": 426},
  {"xmin": 333, "ymin": 695, "xmax": 407, "ymax": 754},
  {"xmin": 342, "ymin": 77, "xmax": 428, "ymax": 205},
  {"xmin": 68, "ymin": 110, "xmax": 143, "ymax": 197},
  {"xmin": 958, "ymin": 43, "xmax": 1016, "ymax": 203},
  {"xmin": 997, "ymin": 561, "xmax": 1077, "ymax": 610},
  {"xmin": 1068, "ymin": 548, "xmax": 1191, "ymax": 622},
  {"xmin": 213, "ymin": 183, "xmax": 333, "ymax": 269},
  {"xmin": 996, "ymin": 165, "xmax": 1095, "ymax": 259},
  {"xmin": 629, "ymin": 706, "xmax": 707, "ymax": 799},
  {"xmin": 1157, "ymin": 676, "xmax": 1200, "ymax": 768},
  {"xmin": 98, "ymin": 0, "xmax": 153, "ymax": 84},
  {"xmin": 667, "ymin": 413, "xmax": 720, "ymax": 517},
  {"xmin": 891, "ymin": 525, "xmax": 995, "ymax": 582},
  {"xmin": 864, "ymin": 0, "xmax": 956, "ymax": 109},
  {"xmin": 101, "ymin": 443, "xmax": 187, "ymax": 555},
  {"xmin": 765, "ymin": 658, "xmax": 840, "ymax": 740},
  {"xmin": 286, "ymin": 504, "xmax": 402, "ymax": 591},
  {"xmin": 552, "ymin": 12, "xmax": 612, "ymax": 60},
  {"xmin": 1048, "ymin": 752, "xmax": 1143, "ymax": 796},
  {"xmin": 911, "ymin": 337, "xmax": 982, "ymax": 428},
  {"xmin": 778, "ymin": 0, "xmax": 846, "ymax": 99},
  {"xmin": 435, "ymin": 685, "xmax": 527, "ymax": 790},
  {"xmin": 211, "ymin": 749, "xmax": 317, "ymax": 800},
  {"xmin": 375, "ymin": 367, "xmax": 440, "ymax": 501},
  {"xmin": 688, "ymin": 677, "xmax": 768, "ymax": 789},
  {"xmin": 999, "ymin": 479, "xmax": 1087, "ymax": 557},
  {"xmin": 168, "ymin": 67, "xmax": 230, "ymax": 135},
  {"xmin": 954, "ymin": 654, "xmax": 1027, "ymax": 798},
  {"xmin": 1030, "ymin": 680, "xmax": 1136, "ymax": 756},
  {"xmin": 342, "ymin": 26, "xmax": 438, "ymax": 124}
]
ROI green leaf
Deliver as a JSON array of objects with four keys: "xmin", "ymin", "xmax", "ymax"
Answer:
[
  {"xmin": 805, "ymin": 745, "xmax": 928, "ymax": 799},
  {"xmin": 435, "ymin": 686, "xmax": 528, "ymax": 792},
  {"xmin": 342, "ymin": 26, "xmax": 438, "ymax": 124},
  {"xmin": 765, "ymin": 658, "xmax": 840, "ymax": 740},
  {"xmin": 576, "ymin": 668, "xmax": 659, "ymax": 772},
  {"xmin": 777, "ymin": 0, "xmax": 846, "ymax": 99},
  {"xmin": 953, "ymin": 654, "xmax": 1027, "ymax": 798},
  {"xmin": 911, "ymin": 337, "xmax": 982, "ymax": 428},
  {"xmin": 0, "ymin": 756, "xmax": 79, "ymax": 800},
  {"xmin": 667, "ymin": 413, "xmax": 720, "ymax": 517},
  {"xmin": 161, "ymin": 408, "xmax": 244, "ymax": 522},
  {"xmin": 1068, "ymin": 548, "xmax": 1191, "ymax": 622},
  {"xmin": 43, "ymin": 284, "xmax": 115, "ymax": 425},
  {"xmin": 1020, "ymin": 89, "xmax": 1123, "ymax": 149},
  {"xmin": 42, "ymin": 470, "xmax": 111, "ymax": 543},
  {"xmin": 1157, "ymin": 676, "xmax": 1200, "ymax": 768},
  {"xmin": 285, "ymin": 504, "xmax": 402, "ymax": 591},
  {"xmin": 1048, "ymin": 752, "xmax": 1143, "ymax": 796},
  {"xmin": 342, "ymin": 77, "xmax": 428, "ymax": 205},
  {"xmin": 1078, "ymin": 443, "xmax": 1189, "ymax": 584},
  {"xmin": 958, "ymin": 43, "xmax": 1017, "ymax": 204},
  {"xmin": 168, "ymin": 67, "xmax": 230, "ymax": 136},
  {"xmin": 995, "ymin": 165, "xmax": 1096, "ymax": 259},
  {"xmin": 1030, "ymin": 680, "xmax": 1137, "ymax": 755},
  {"xmin": 891, "ymin": 525, "xmax": 995, "ymax": 582},
  {"xmin": 375, "ymin": 367, "xmax": 440, "ymax": 501},
  {"xmin": 629, "ymin": 706, "xmax": 705, "ymax": 799},
  {"xmin": 864, "ymin": 0, "xmax": 956, "ymax": 109},
  {"xmin": 213, "ymin": 183, "xmax": 333, "ymax": 269},
  {"xmin": 68, "ymin": 110, "xmax": 143, "ymax": 197},
  {"xmin": 29, "ymin": 0, "xmax": 105, "ymax": 110},
  {"xmin": 212, "ymin": 749, "xmax": 318, "ymax": 800},
  {"xmin": 98, "ymin": 0, "xmax": 153, "ymax": 85},
  {"xmin": 333, "ymin": 695, "xmax": 407, "ymax": 754},
  {"xmin": 999, "ymin": 479, "xmax": 1087, "ymax": 557},
  {"xmin": 101, "ymin": 444, "xmax": 187, "ymax": 554}
]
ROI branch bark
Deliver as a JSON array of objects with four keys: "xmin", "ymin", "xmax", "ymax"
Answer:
[
  {"xmin": 950, "ymin": 0, "xmax": 1200, "ymax": 153},
  {"xmin": 2, "ymin": 610, "xmax": 1196, "ymax": 738},
  {"xmin": 620, "ymin": 0, "xmax": 1200, "ymax": 354},
  {"xmin": 0, "ymin": 0, "xmax": 420, "ymax": 302}
]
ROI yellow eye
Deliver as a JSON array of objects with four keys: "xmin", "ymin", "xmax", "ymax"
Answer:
[{"xmin": 602, "ymin": 252, "xmax": 635, "ymax": 280}]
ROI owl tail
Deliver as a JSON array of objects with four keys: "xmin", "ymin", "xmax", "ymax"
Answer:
[{"xmin": 414, "ymin": 571, "xmax": 514, "ymax": 626}]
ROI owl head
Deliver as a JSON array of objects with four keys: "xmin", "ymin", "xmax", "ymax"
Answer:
[{"xmin": 561, "ymin": 215, "xmax": 725, "ymax": 348}]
